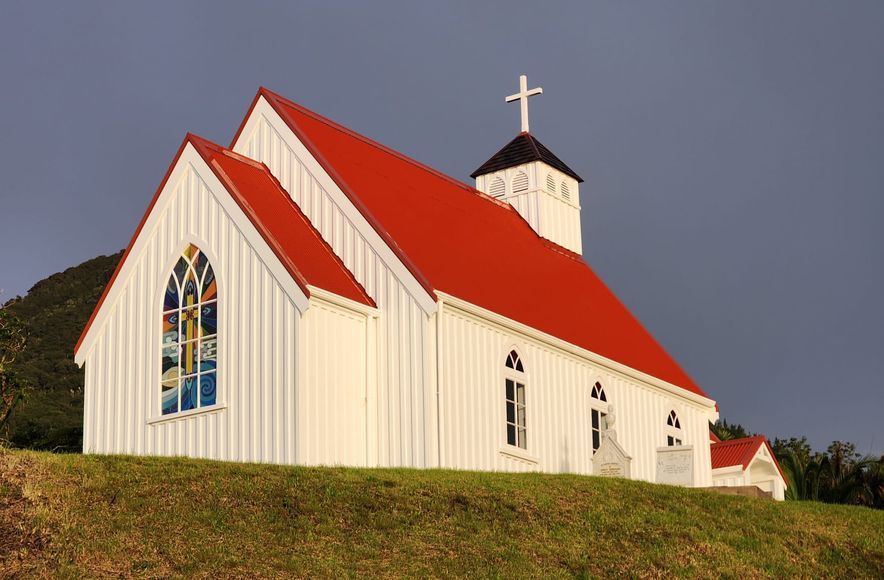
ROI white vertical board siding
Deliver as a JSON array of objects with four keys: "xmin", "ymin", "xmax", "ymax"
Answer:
[
  {"xmin": 82, "ymin": 163, "xmax": 302, "ymax": 465},
  {"xmin": 237, "ymin": 114, "xmax": 434, "ymax": 468},
  {"xmin": 298, "ymin": 298, "xmax": 368, "ymax": 466},
  {"xmin": 439, "ymin": 305, "xmax": 713, "ymax": 486}
]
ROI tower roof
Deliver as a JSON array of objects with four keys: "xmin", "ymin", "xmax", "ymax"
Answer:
[{"xmin": 470, "ymin": 132, "xmax": 583, "ymax": 182}]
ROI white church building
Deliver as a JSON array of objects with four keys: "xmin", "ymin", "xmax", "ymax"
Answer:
[{"xmin": 74, "ymin": 79, "xmax": 785, "ymax": 496}]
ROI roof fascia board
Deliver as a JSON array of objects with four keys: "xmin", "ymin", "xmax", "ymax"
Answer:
[
  {"xmin": 308, "ymin": 285, "xmax": 379, "ymax": 318},
  {"xmin": 230, "ymin": 96, "xmax": 437, "ymax": 315},
  {"xmin": 75, "ymin": 143, "xmax": 310, "ymax": 366},
  {"xmin": 711, "ymin": 465, "xmax": 745, "ymax": 475},
  {"xmin": 437, "ymin": 290, "xmax": 716, "ymax": 409}
]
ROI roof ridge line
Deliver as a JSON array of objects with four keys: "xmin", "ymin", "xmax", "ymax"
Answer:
[
  {"xmin": 255, "ymin": 159, "xmax": 375, "ymax": 307},
  {"xmin": 260, "ymin": 88, "xmax": 514, "ymax": 212}
]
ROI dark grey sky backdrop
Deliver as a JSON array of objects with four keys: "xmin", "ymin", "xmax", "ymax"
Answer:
[{"xmin": 1, "ymin": 2, "xmax": 882, "ymax": 454}]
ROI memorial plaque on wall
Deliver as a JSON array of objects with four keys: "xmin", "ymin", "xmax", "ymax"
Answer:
[{"xmin": 656, "ymin": 445, "xmax": 694, "ymax": 486}]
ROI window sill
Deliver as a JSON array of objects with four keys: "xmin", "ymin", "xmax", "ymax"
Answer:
[
  {"xmin": 147, "ymin": 404, "xmax": 227, "ymax": 425},
  {"xmin": 499, "ymin": 446, "xmax": 539, "ymax": 464}
]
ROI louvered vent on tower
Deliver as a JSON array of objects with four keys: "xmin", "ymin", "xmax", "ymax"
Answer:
[
  {"xmin": 489, "ymin": 176, "xmax": 505, "ymax": 197},
  {"xmin": 546, "ymin": 173, "xmax": 556, "ymax": 192},
  {"xmin": 513, "ymin": 171, "xmax": 529, "ymax": 193},
  {"xmin": 561, "ymin": 181, "xmax": 571, "ymax": 201}
]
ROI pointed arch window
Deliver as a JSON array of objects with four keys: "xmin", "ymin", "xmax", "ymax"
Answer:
[
  {"xmin": 504, "ymin": 350, "xmax": 527, "ymax": 449},
  {"xmin": 161, "ymin": 244, "xmax": 217, "ymax": 415},
  {"xmin": 666, "ymin": 410, "xmax": 682, "ymax": 446},
  {"xmin": 590, "ymin": 382, "xmax": 608, "ymax": 454}
]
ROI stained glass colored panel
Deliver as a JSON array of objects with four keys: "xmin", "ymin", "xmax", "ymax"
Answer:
[
  {"xmin": 162, "ymin": 381, "xmax": 179, "ymax": 415},
  {"xmin": 161, "ymin": 346, "xmax": 180, "ymax": 384},
  {"xmin": 173, "ymin": 256, "xmax": 189, "ymax": 285},
  {"xmin": 180, "ymin": 306, "xmax": 199, "ymax": 343},
  {"xmin": 164, "ymin": 274, "xmax": 179, "ymax": 312},
  {"xmin": 162, "ymin": 311, "xmax": 178, "ymax": 340},
  {"xmin": 200, "ymin": 337, "xmax": 217, "ymax": 371},
  {"xmin": 200, "ymin": 372, "xmax": 217, "ymax": 407},
  {"xmin": 182, "ymin": 272, "xmax": 199, "ymax": 307},
  {"xmin": 201, "ymin": 265, "xmax": 216, "ymax": 303},
  {"xmin": 181, "ymin": 376, "xmax": 198, "ymax": 411},
  {"xmin": 194, "ymin": 251, "xmax": 209, "ymax": 284},
  {"xmin": 200, "ymin": 301, "xmax": 217, "ymax": 337},
  {"xmin": 180, "ymin": 340, "xmax": 198, "ymax": 377}
]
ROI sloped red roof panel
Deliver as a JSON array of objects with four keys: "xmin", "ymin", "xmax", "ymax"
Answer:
[
  {"xmin": 710, "ymin": 436, "xmax": 763, "ymax": 469},
  {"xmin": 75, "ymin": 133, "xmax": 374, "ymax": 356},
  {"xmin": 261, "ymin": 89, "xmax": 707, "ymax": 398},
  {"xmin": 710, "ymin": 435, "xmax": 786, "ymax": 485},
  {"xmin": 189, "ymin": 136, "xmax": 374, "ymax": 308}
]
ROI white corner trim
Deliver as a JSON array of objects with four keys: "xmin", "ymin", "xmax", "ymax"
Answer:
[
  {"xmin": 438, "ymin": 291, "xmax": 717, "ymax": 409},
  {"xmin": 231, "ymin": 97, "xmax": 437, "ymax": 315}
]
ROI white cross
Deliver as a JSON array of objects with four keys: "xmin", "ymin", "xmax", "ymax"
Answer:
[{"xmin": 505, "ymin": 74, "xmax": 543, "ymax": 133}]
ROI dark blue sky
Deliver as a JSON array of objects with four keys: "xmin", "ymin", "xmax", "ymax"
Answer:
[{"xmin": 1, "ymin": 2, "xmax": 881, "ymax": 454}]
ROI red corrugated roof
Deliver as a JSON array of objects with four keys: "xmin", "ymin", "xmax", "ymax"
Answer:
[
  {"xmin": 710, "ymin": 435, "xmax": 786, "ymax": 484},
  {"xmin": 75, "ymin": 134, "xmax": 373, "ymax": 357},
  {"xmin": 257, "ymin": 88, "xmax": 708, "ymax": 398},
  {"xmin": 189, "ymin": 135, "xmax": 374, "ymax": 307}
]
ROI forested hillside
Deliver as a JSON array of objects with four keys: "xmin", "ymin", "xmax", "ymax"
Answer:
[{"xmin": 2, "ymin": 252, "xmax": 121, "ymax": 450}]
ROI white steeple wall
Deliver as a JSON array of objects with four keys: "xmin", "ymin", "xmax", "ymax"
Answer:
[{"xmin": 476, "ymin": 160, "xmax": 583, "ymax": 254}]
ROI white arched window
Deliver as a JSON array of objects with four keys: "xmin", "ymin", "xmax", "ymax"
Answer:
[
  {"xmin": 489, "ymin": 176, "xmax": 505, "ymax": 197},
  {"xmin": 665, "ymin": 410, "xmax": 682, "ymax": 446},
  {"xmin": 512, "ymin": 171, "xmax": 529, "ymax": 193},
  {"xmin": 590, "ymin": 382, "xmax": 607, "ymax": 454},
  {"xmin": 504, "ymin": 350, "xmax": 527, "ymax": 449},
  {"xmin": 161, "ymin": 244, "xmax": 217, "ymax": 415}
]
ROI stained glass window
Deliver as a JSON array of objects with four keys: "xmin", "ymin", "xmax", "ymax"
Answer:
[{"xmin": 162, "ymin": 244, "xmax": 217, "ymax": 415}]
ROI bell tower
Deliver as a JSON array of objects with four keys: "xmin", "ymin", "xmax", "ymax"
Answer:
[{"xmin": 472, "ymin": 75, "xmax": 584, "ymax": 254}]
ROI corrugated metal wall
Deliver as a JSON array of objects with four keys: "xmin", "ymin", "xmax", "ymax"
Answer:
[
  {"xmin": 83, "ymin": 162, "xmax": 305, "ymax": 464},
  {"xmin": 439, "ymin": 305, "xmax": 713, "ymax": 485},
  {"xmin": 237, "ymin": 114, "xmax": 434, "ymax": 468},
  {"xmin": 299, "ymin": 299, "xmax": 368, "ymax": 466}
]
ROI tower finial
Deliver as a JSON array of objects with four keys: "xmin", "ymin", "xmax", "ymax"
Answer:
[{"xmin": 505, "ymin": 74, "xmax": 543, "ymax": 133}]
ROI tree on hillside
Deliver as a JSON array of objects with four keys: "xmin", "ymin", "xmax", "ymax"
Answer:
[
  {"xmin": 779, "ymin": 443, "xmax": 883, "ymax": 509},
  {"xmin": 0, "ymin": 304, "xmax": 29, "ymax": 435},
  {"xmin": 772, "ymin": 436, "xmax": 814, "ymax": 466},
  {"xmin": 709, "ymin": 418, "xmax": 754, "ymax": 441}
]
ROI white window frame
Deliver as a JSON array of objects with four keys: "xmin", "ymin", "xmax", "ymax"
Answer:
[
  {"xmin": 504, "ymin": 349, "xmax": 528, "ymax": 451},
  {"xmin": 589, "ymin": 382, "xmax": 608, "ymax": 455},
  {"xmin": 665, "ymin": 409, "xmax": 683, "ymax": 446}
]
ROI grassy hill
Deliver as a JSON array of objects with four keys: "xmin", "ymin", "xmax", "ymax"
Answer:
[
  {"xmin": 1, "ymin": 450, "xmax": 881, "ymax": 578},
  {"xmin": 2, "ymin": 252, "xmax": 121, "ymax": 450}
]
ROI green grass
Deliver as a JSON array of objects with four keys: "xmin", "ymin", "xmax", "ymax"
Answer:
[{"xmin": 1, "ymin": 449, "xmax": 882, "ymax": 578}]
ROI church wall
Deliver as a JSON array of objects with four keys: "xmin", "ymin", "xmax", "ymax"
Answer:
[
  {"xmin": 298, "ymin": 296, "xmax": 370, "ymax": 466},
  {"xmin": 82, "ymin": 160, "xmax": 304, "ymax": 465},
  {"xmin": 234, "ymin": 110, "xmax": 436, "ymax": 468},
  {"xmin": 438, "ymin": 302, "xmax": 714, "ymax": 486}
]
